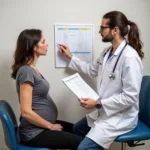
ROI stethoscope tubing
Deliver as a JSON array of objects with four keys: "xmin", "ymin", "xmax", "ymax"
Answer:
[
  {"xmin": 112, "ymin": 43, "xmax": 127, "ymax": 73},
  {"xmin": 97, "ymin": 42, "xmax": 128, "ymax": 76}
]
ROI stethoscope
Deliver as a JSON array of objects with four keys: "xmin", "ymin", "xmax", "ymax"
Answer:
[{"xmin": 100, "ymin": 42, "xmax": 128, "ymax": 80}]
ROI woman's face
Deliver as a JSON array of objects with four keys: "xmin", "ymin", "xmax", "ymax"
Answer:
[{"xmin": 34, "ymin": 34, "xmax": 48, "ymax": 56}]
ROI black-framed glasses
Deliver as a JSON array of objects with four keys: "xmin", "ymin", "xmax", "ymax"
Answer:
[{"xmin": 100, "ymin": 26, "xmax": 111, "ymax": 31}]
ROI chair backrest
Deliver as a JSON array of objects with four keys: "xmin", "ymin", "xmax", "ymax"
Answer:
[
  {"xmin": 0, "ymin": 100, "xmax": 18, "ymax": 129},
  {"xmin": 139, "ymin": 76, "xmax": 150, "ymax": 127},
  {"xmin": 0, "ymin": 100, "xmax": 18, "ymax": 150}
]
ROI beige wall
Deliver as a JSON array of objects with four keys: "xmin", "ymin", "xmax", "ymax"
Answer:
[{"xmin": 0, "ymin": 0, "xmax": 149, "ymax": 149}]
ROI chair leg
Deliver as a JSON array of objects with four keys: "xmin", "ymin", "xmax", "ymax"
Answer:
[{"xmin": 121, "ymin": 142, "xmax": 124, "ymax": 150}]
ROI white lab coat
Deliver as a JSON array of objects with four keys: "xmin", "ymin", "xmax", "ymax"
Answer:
[{"xmin": 68, "ymin": 40, "xmax": 143, "ymax": 149}]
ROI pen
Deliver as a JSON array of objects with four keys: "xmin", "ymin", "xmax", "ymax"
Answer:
[{"xmin": 56, "ymin": 43, "xmax": 61, "ymax": 48}]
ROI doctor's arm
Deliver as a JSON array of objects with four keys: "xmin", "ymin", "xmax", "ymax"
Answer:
[
  {"xmin": 101, "ymin": 56, "xmax": 143, "ymax": 117},
  {"xmin": 59, "ymin": 44, "xmax": 100, "ymax": 78}
]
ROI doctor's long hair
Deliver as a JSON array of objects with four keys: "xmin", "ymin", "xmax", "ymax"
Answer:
[
  {"xmin": 103, "ymin": 11, "xmax": 144, "ymax": 59},
  {"xmin": 11, "ymin": 29, "xmax": 42, "ymax": 79}
]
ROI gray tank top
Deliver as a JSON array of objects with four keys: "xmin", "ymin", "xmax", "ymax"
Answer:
[{"xmin": 16, "ymin": 66, "xmax": 58, "ymax": 141}]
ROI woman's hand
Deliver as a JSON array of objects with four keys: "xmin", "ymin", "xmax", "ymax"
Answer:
[
  {"xmin": 59, "ymin": 44, "xmax": 72, "ymax": 60},
  {"xmin": 80, "ymin": 98, "xmax": 97, "ymax": 109},
  {"xmin": 50, "ymin": 123, "xmax": 63, "ymax": 131}
]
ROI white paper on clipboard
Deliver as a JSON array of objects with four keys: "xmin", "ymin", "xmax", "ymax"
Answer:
[{"xmin": 62, "ymin": 73, "xmax": 99, "ymax": 100}]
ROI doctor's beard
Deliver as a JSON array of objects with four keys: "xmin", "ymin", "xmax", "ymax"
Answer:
[{"xmin": 102, "ymin": 33, "xmax": 114, "ymax": 42}]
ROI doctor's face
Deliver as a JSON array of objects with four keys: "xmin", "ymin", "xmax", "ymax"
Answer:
[{"xmin": 99, "ymin": 18, "xmax": 114, "ymax": 42}]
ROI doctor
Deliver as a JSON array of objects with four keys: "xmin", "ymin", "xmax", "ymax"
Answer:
[{"xmin": 59, "ymin": 11, "xmax": 144, "ymax": 150}]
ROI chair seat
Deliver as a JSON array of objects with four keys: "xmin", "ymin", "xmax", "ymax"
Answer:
[
  {"xmin": 115, "ymin": 120, "xmax": 150, "ymax": 142},
  {"xmin": 17, "ymin": 144, "xmax": 52, "ymax": 150}
]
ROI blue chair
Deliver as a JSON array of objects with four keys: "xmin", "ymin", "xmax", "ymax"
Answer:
[
  {"xmin": 115, "ymin": 76, "xmax": 150, "ymax": 150},
  {"xmin": 0, "ymin": 100, "xmax": 52, "ymax": 150}
]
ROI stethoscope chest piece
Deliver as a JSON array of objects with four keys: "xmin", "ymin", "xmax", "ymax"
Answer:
[
  {"xmin": 109, "ymin": 72, "xmax": 115, "ymax": 80},
  {"xmin": 107, "ymin": 42, "xmax": 127, "ymax": 80}
]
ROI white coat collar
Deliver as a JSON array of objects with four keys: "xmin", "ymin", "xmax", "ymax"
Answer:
[
  {"xmin": 102, "ymin": 40, "xmax": 126, "ymax": 70},
  {"xmin": 113, "ymin": 40, "xmax": 127, "ymax": 56}
]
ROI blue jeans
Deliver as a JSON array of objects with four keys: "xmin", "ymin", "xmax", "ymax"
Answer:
[{"xmin": 73, "ymin": 117, "xmax": 104, "ymax": 150}]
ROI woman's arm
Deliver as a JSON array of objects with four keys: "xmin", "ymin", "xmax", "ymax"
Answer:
[{"xmin": 20, "ymin": 82, "xmax": 62, "ymax": 131}]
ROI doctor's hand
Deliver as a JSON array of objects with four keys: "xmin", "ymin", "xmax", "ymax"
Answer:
[
  {"xmin": 59, "ymin": 44, "xmax": 72, "ymax": 60},
  {"xmin": 80, "ymin": 98, "xmax": 97, "ymax": 109}
]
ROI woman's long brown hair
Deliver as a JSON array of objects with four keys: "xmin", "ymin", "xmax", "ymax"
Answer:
[{"xmin": 11, "ymin": 29, "xmax": 42, "ymax": 79}]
